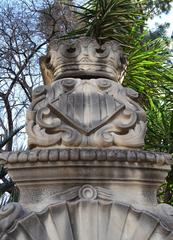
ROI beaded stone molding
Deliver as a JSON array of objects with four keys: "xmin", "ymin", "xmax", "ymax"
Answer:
[{"xmin": 0, "ymin": 148, "xmax": 171, "ymax": 165}]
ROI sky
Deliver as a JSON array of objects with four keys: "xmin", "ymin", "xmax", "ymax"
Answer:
[{"xmin": 148, "ymin": 6, "xmax": 173, "ymax": 37}]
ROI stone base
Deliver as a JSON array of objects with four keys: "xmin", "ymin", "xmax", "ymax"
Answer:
[
  {"xmin": 0, "ymin": 148, "xmax": 171, "ymax": 211},
  {"xmin": 1, "ymin": 195, "xmax": 173, "ymax": 239}
]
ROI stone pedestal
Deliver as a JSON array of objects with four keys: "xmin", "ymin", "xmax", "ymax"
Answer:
[{"xmin": 0, "ymin": 37, "xmax": 173, "ymax": 239}]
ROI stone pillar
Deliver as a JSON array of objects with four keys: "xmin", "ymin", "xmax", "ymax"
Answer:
[{"xmin": 0, "ymin": 37, "xmax": 173, "ymax": 239}]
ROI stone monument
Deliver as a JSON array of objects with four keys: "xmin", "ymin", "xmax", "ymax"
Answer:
[{"xmin": 0, "ymin": 37, "xmax": 173, "ymax": 239}]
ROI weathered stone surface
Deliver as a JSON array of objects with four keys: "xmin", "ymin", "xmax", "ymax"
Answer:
[
  {"xmin": 0, "ymin": 36, "xmax": 172, "ymax": 239},
  {"xmin": 0, "ymin": 148, "xmax": 171, "ymax": 165},
  {"xmin": 26, "ymin": 37, "xmax": 147, "ymax": 149},
  {"xmin": 26, "ymin": 78, "xmax": 146, "ymax": 149},
  {"xmin": 1, "ymin": 193, "xmax": 173, "ymax": 240},
  {"xmin": 0, "ymin": 203, "xmax": 28, "ymax": 239},
  {"xmin": 41, "ymin": 38, "xmax": 127, "ymax": 84},
  {"xmin": 0, "ymin": 148, "xmax": 171, "ymax": 211}
]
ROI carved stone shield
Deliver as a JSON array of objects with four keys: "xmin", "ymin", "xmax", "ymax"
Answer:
[{"xmin": 49, "ymin": 82, "xmax": 124, "ymax": 135}]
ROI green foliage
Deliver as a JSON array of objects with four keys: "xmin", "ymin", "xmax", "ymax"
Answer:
[
  {"xmin": 69, "ymin": 0, "xmax": 146, "ymax": 45},
  {"xmin": 69, "ymin": 0, "xmax": 173, "ymax": 205},
  {"xmin": 70, "ymin": 0, "xmax": 173, "ymax": 109},
  {"xmin": 158, "ymin": 169, "xmax": 173, "ymax": 205},
  {"xmin": 148, "ymin": 23, "xmax": 171, "ymax": 45},
  {"xmin": 124, "ymin": 36, "xmax": 173, "ymax": 105},
  {"xmin": 145, "ymin": 104, "xmax": 173, "ymax": 152},
  {"xmin": 145, "ymin": 0, "xmax": 172, "ymax": 15}
]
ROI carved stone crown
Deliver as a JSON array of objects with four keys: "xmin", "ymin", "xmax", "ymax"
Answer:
[{"xmin": 46, "ymin": 38, "xmax": 127, "ymax": 83}]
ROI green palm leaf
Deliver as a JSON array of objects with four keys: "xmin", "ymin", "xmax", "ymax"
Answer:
[{"xmin": 68, "ymin": 0, "xmax": 146, "ymax": 45}]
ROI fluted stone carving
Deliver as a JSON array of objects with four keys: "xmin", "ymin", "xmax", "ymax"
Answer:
[{"xmin": 1, "ymin": 186, "xmax": 173, "ymax": 240}]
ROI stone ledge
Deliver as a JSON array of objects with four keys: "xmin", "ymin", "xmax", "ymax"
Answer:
[
  {"xmin": 0, "ymin": 148, "xmax": 172, "ymax": 166},
  {"xmin": 1, "ymin": 148, "xmax": 171, "ymax": 209}
]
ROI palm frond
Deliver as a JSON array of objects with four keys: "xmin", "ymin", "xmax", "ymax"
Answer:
[{"xmin": 68, "ymin": 0, "xmax": 147, "ymax": 45}]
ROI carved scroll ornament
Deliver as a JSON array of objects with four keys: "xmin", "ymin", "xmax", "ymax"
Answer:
[{"xmin": 26, "ymin": 78, "xmax": 146, "ymax": 149}]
